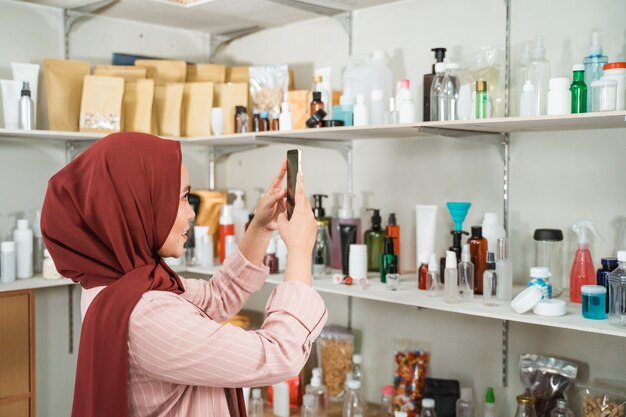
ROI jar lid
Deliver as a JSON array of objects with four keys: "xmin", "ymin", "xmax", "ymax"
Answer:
[
  {"xmin": 581, "ymin": 285, "xmax": 606, "ymax": 295},
  {"xmin": 591, "ymin": 79, "xmax": 618, "ymax": 87},
  {"xmin": 322, "ymin": 120, "xmax": 345, "ymax": 127},
  {"xmin": 517, "ymin": 395, "xmax": 536, "ymax": 405},
  {"xmin": 549, "ymin": 77, "xmax": 570, "ymax": 90},
  {"xmin": 603, "ymin": 62, "xmax": 626, "ymax": 71},
  {"xmin": 349, "ymin": 244, "xmax": 367, "ymax": 254},
  {"xmin": 530, "ymin": 266, "xmax": 551, "ymax": 278},
  {"xmin": 601, "ymin": 257, "xmax": 618, "ymax": 269},
  {"xmin": 533, "ymin": 299, "xmax": 567, "ymax": 317},
  {"xmin": 533, "ymin": 229, "xmax": 563, "ymax": 241},
  {"xmin": 511, "ymin": 286, "xmax": 542, "ymax": 313}
]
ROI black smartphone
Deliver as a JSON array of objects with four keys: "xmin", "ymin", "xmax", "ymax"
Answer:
[{"xmin": 286, "ymin": 149, "xmax": 302, "ymax": 220}]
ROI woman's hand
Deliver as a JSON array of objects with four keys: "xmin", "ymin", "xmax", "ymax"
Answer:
[
  {"xmin": 248, "ymin": 160, "xmax": 288, "ymax": 238},
  {"xmin": 277, "ymin": 171, "xmax": 317, "ymax": 286}
]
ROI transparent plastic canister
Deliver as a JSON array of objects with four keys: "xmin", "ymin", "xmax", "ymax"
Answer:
[
  {"xmin": 608, "ymin": 251, "xmax": 626, "ymax": 327},
  {"xmin": 533, "ymin": 229, "xmax": 564, "ymax": 297}
]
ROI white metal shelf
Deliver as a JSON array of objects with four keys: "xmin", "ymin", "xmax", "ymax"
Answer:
[{"xmin": 0, "ymin": 276, "xmax": 75, "ymax": 293}]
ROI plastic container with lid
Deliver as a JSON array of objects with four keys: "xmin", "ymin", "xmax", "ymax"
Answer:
[
  {"xmin": 519, "ymin": 80, "xmax": 538, "ymax": 117},
  {"xmin": 533, "ymin": 229, "xmax": 564, "ymax": 297},
  {"xmin": 602, "ymin": 62, "xmax": 626, "ymax": 110},
  {"xmin": 591, "ymin": 78, "xmax": 618, "ymax": 112},
  {"xmin": 581, "ymin": 285, "xmax": 607, "ymax": 320},
  {"xmin": 349, "ymin": 244, "xmax": 368, "ymax": 280},
  {"xmin": 529, "ymin": 266, "xmax": 552, "ymax": 299},
  {"xmin": 547, "ymin": 77, "xmax": 571, "ymax": 115}
]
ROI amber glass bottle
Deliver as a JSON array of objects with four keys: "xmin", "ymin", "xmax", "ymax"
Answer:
[{"xmin": 468, "ymin": 226, "xmax": 488, "ymax": 294}]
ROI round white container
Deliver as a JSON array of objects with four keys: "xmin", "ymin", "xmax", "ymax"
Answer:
[
  {"xmin": 592, "ymin": 78, "xmax": 618, "ymax": 112},
  {"xmin": 603, "ymin": 62, "xmax": 626, "ymax": 111},
  {"xmin": 349, "ymin": 244, "xmax": 367, "ymax": 279},
  {"xmin": 547, "ymin": 77, "xmax": 571, "ymax": 115}
]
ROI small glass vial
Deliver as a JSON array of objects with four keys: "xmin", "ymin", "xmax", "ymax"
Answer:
[
  {"xmin": 482, "ymin": 252, "xmax": 498, "ymax": 306},
  {"xmin": 235, "ymin": 105, "xmax": 249, "ymax": 133},
  {"xmin": 313, "ymin": 247, "xmax": 325, "ymax": 280},
  {"xmin": 427, "ymin": 254, "xmax": 441, "ymax": 297},
  {"xmin": 1, "ymin": 241, "xmax": 17, "ymax": 283},
  {"xmin": 302, "ymin": 394, "xmax": 315, "ymax": 417},
  {"xmin": 42, "ymin": 249, "xmax": 62, "ymax": 280},
  {"xmin": 550, "ymin": 400, "xmax": 574, "ymax": 417},
  {"xmin": 386, "ymin": 263, "xmax": 399, "ymax": 291},
  {"xmin": 384, "ymin": 97, "xmax": 399, "ymax": 124},
  {"xmin": 380, "ymin": 385, "xmax": 395, "ymax": 417},
  {"xmin": 581, "ymin": 285, "xmax": 607, "ymax": 320},
  {"xmin": 456, "ymin": 387, "xmax": 474, "ymax": 417},
  {"xmin": 514, "ymin": 395, "xmax": 537, "ymax": 417}
]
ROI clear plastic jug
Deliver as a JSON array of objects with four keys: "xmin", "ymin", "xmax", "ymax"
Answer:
[{"xmin": 533, "ymin": 229, "xmax": 564, "ymax": 297}]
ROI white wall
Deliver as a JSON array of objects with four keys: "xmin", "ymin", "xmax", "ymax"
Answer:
[{"xmin": 1, "ymin": 0, "xmax": 625, "ymax": 416}]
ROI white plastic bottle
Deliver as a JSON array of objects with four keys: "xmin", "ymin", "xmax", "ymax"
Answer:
[
  {"xmin": 369, "ymin": 49, "xmax": 393, "ymax": 104},
  {"xmin": 353, "ymin": 94, "xmax": 369, "ymax": 126},
  {"xmin": 495, "ymin": 238, "xmax": 513, "ymax": 301},
  {"xmin": 519, "ymin": 80, "xmax": 538, "ymax": 117},
  {"xmin": 193, "ymin": 225, "xmax": 209, "ymax": 266},
  {"xmin": 1, "ymin": 241, "xmax": 17, "ymax": 283},
  {"xmin": 230, "ymin": 189, "xmax": 249, "ymax": 244},
  {"xmin": 547, "ymin": 77, "xmax": 571, "ymax": 115},
  {"xmin": 430, "ymin": 62, "xmax": 446, "ymax": 121},
  {"xmin": 14, "ymin": 219, "xmax": 33, "ymax": 279},
  {"xmin": 278, "ymin": 101, "xmax": 293, "ymax": 131},
  {"xmin": 273, "ymin": 381, "xmax": 290, "ymax": 417},
  {"xmin": 370, "ymin": 89, "xmax": 385, "ymax": 125},
  {"xmin": 481, "ymin": 212, "xmax": 506, "ymax": 255},
  {"xmin": 397, "ymin": 79, "xmax": 415, "ymax": 123},
  {"xmin": 444, "ymin": 250, "xmax": 460, "ymax": 303},
  {"xmin": 529, "ymin": 36, "xmax": 551, "ymax": 115}
]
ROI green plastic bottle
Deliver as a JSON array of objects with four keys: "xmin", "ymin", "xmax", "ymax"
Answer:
[
  {"xmin": 476, "ymin": 80, "xmax": 488, "ymax": 119},
  {"xmin": 570, "ymin": 64, "xmax": 587, "ymax": 114},
  {"xmin": 380, "ymin": 236, "xmax": 398, "ymax": 283},
  {"xmin": 364, "ymin": 209, "xmax": 384, "ymax": 272}
]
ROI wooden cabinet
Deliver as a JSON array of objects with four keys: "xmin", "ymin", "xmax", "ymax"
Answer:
[{"xmin": 0, "ymin": 290, "xmax": 35, "ymax": 417}]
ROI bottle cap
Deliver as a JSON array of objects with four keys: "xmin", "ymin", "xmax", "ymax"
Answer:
[
  {"xmin": 311, "ymin": 368, "xmax": 322, "ymax": 387},
  {"xmin": 428, "ymin": 253, "xmax": 438, "ymax": 272},
  {"xmin": 601, "ymin": 257, "xmax": 618, "ymax": 269},
  {"xmin": 367, "ymin": 208, "xmax": 381, "ymax": 227},
  {"xmin": 486, "ymin": 387, "xmax": 495, "ymax": 404},
  {"xmin": 281, "ymin": 101, "xmax": 290, "ymax": 112},
  {"xmin": 220, "ymin": 205, "xmax": 234, "ymax": 224},
  {"xmin": 387, "ymin": 263, "xmax": 398, "ymax": 274},
  {"xmin": 591, "ymin": 79, "xmax": 618, "ymax": 88},
  {"xmin": 371, "ymin": 89, "xmax": 384, "ymax": 101},
  {"xmin": 347, "ymin": 380, "xmax": 361, "ymax": 390},
  {"xmin": 445, "ymin": 251, "xmax": 457, "ymax": 269},
  {"xmin": 549, "ymin": 77, "xmax": 570, "ymax": 90},
  {"xmin": 235, "ymin": 105, "xmax": 246, "ymax": 114},
  {"xmin": 511, "ymin": 285, "xmax": 542, "ymax": 313},
  {"xmin": 312, "ymin": 91, "xmax": 322, "ymax": 101},
  {"xmin": 305, "ymin": 109, "xmax": 328, "ymax": 128},
  {"xmin": 533, "ymin": 35, "xmax": 546, "ymax": 59},
  {"xmin": 382, "ymin": 384, "xmax": 395, "ymax": 396},
  {"xmin": 572, "ymin": 64, "xmax": 585, "ymax": 72},
  {"xmin": 303, "ymin": 394, "xmax": 314, "ymax": 407},
  {"xmin": 530, "ymin": 266, "xmax": 551, "ymax": 278},
  {"xmin": 603, "ymin": 62, "xmax": 626, "ymax": 71},
  {"xmin": 352, "ymin": 354, "xmax": 362, "ymax": 364},
  {"xmin": 461, "ymin": 387, "xmax": 473, "ymax": 401},
  {"xmin": 388, "ymin": 212, "xmax": 397, "ymax": 226},
  {"xmin": 322, "ymin": 120, "xmax": 345, "ymax": 127},
  {"xmin": 21, "ymin": 82, "xmax": 31, "ymax": 96},
  {"xmin": 532, "ymin": 299, "xmax": 567, "ymax": 316},
  {"xmin": 589, "ymin": 31, "xmax": 603, "ymax": 56},
  {"xmin": 461, "ymin": 244, "xmax": 471, "ymax": 263},
  {"xmin": 422, "ymin": 398, "xmax": 435, "ymax": 408},
  {"xmin": 371, "ymin": 49, "xmax": 386, "ymax": 61},
  {"xmin": 431, "ymin": 47, "xmax": 447, "ymax": 63},
  {"xmin": 252, "ymin": 388, "xmax": 261, "ymax": 399},
  {"xmin": 383, "ymin": 236, "xmax": 395, "ymax": 254},
  {"xmin": 476, "ymin": 80, "xmax": 487, "ymax": 92},
  {"xmin": 350, "ymin": 244, "xmax": 367, "ymax": 254},
  {"xmin": 486, "ymin": 252, "xmax": 496, "ymax": 268},
  {"xmin": 446, "ymin": 62, "xmax": 459, "ymax": 70},
  {"xmin": 1, "ymin": 241, "xmax": 16, "ymax": 252},
  {"xmin": 400, "ymin": 79, "xmax": 410, "ymax": 90},
  {"xmin": 517, "ymin": 395, "xmax": 535, "ymax": 405},
  {"xmin": 471, "ymin": 226, "xmax": 483, "ymax": 238},
  {"xmin": 17, "ymin": 219, "xmax": 29, "ymax": 229},
  {"xmin": 418, "ymin": 252, "xmax": 429, "ymax": 264},
  {"xmin": 581, "ymin": 285, "xmax": 606, "ymax": 295},
  {"xmin": 523, "ymin": 80, "xmax": 535, "ymax": 92},
  {"xmin": 260, "ymin": 111, "xmax": 270, "ymax": 118},
  {"xmin": 356, "ymin": 94, "xmax": 365, "ymax": 104},
  {"xmin": 618, "ymin": 251, "xmax": 626, "ymax": 262},
  {"xmin": 435, "ymin": 62, "xmax": 446, "ymax": 73},
  {"xmin": 229, "ymin": 189, "xmax": 245, "ymax": 209},
  {"xmin": 533, "ymin": 229, "xmax": 563, "ymax": 241}
]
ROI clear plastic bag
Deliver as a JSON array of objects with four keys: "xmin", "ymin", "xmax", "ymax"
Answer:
[
  {"xmin": 249, "ymin": 65, "xmax": 289, "ymax": 113},
  {"xmin": 393, "ymin": 339, "xmax": 431, "ymax": 417},
  {"xmin": 519, "ymin": 354, "xmax": 578, "ymax": 417},
  {"xmin": 461, "ymin": 45, "xmax": 505, "ymax": 118},
  {"xmin": 578, "ymin": 382, "xmax": 626, "ymax": 417},
  {"xmin": 315, "ymin": 325, "xmax": 354, "ymax": 400}
]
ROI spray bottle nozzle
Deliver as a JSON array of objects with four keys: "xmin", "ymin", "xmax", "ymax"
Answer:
[
  {"xmin": 589, "ymin": 31, "xmax": 606, "ymax": 56},
  {"xmin": 338, "ymin": 193, "xmax": 354, "ymax": 219},
  {"xmin": 572, "ymin": 219, "xmax": 604, "ymax": 247}
]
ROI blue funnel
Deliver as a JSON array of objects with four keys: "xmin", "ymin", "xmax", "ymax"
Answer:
[{"xmin": 446, "ymin": 202, "xmax": 471, "ymax": 231}]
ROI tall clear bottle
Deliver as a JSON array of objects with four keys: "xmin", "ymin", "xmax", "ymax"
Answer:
[
  {"xmin": 529, "ymin": 36, "xmax": 551, "ymax": 115},
  {"xmin": 483, "ymin": 252, "xmax": 498, "ymax": 306},
  {"xmin": 458, "ymin": 244, "xmax": 474, "ymax": 299},
  {"xmin": 456, "ymin": 388, "xmax": 474, "ymax": 417},
  {"xmin": 514, "ymin": 396, "xmax": 537, "ymax": 417},
  {"xmin": 427, "ymin": 254, "xmax": 441, "ymax": 297},
  {"xmin": 249, "ymin": 388, "xmax": 264, "ymax": 417},
  {"xmin": 495, "ymin": 238, "xmax": 513, "ymax": 300},
  {"xmin": 306, "ymin": 368, "xmax": 327, "ymax": 417},
  {"xmin": 442, "ymin": 63, "xmax": 460, "ymax": 121},
  {"xmin": 550, "ymin": 400, "xmax": 574, "ymax": 417},
  {"xmin": 444, "ymin": 251, "xmax": 460, "ymax": 303},
  {"xmin": 303, "ymin": 394, "xmax": 316, "ymax": 417},
  {"xmin": 343, "ymin": 380, "xmax": 366, "ymax": 417},
  {"xmin": 430, "ymin": 63, "xmax": 446, "ymax": 121},
  {"xmin": 583, "ymin": 32, "xmax": 609, "ymax": 112},
  {"xmin": 313, "ymin": 224, "xmax": 331, "ymax": 274}
]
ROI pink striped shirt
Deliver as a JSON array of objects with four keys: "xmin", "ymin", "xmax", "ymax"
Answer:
[{"xmin": 80, "ymin": 250, "xmax": 328, "ymax": 416}]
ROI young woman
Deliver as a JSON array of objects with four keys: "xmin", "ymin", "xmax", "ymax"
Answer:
[{"xmin": 41, "ymin": 132, "xmax": 327, "ymax": 417}]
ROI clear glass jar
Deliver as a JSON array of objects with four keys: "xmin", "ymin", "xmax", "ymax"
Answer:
[
  {"xmin": 533, "ymin": 229, "xmax": 563, "ymax": 297},
  {"xmin": 514, "ymin": 395, "xmax": 537, "ymax": 417}
]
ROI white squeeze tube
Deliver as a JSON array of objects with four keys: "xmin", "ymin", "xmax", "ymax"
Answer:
[
  {"xmin": 0, "ymin": 79, "xmax": 22, "ymax": 129},
  {"xmin": 416, "ymin": 205, "xmax": 438, "ymax": 271}
]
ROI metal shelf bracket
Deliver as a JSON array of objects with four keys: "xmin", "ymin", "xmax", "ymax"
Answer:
[
  {"xmin": 63, "ymin": 0, "xmax": 117, "ymax": 59},
  {"xmin": 418, "ymin": 127, "xmax": 507, "ymax": 161}
]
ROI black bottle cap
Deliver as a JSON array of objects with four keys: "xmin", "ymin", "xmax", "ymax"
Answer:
[
  {"xmin": 486, "ymin": 252, "xmax": 496, "ymax": 269},
  {"xmin": 388, "ymin": 213, "xmax": 397, "ymax": 226},
  {"xmin": 312, "ymin": 91, "xmax": 322, "ymax": 101},
  {"xmin": 601, "ymin": 257, "xmax": 618, "ymax": 270},
  {"xmin": 21, "ymin": 82, "xmax": 31, "ymax": 97},
  {"xmin": 312, "ymin": 194, "xmax": 328, "ymax": 218},
  {"xmin": 471, "ymin": 226, "xmax": 483, "ymax": 238},
  {"xmin": 321, "ymin": 120, "xmax": 345, "ymax": 127},
  {"xmin": 431, "ymin": 48, "xmax": 447, "ymax": 62},
  {"xmin": 305, "ymin": 109, "xmax": 328, "ymax": 128},
  {"xmin": 387, "ymin": 262, "xmax": 398, "ymax": 274},
  {"xmin": 188, "ymin": 193, "xmax": 201, "ymax": 214},
  {"xmin": 367, "ymin": 208, "xmax": 381, "ymax": 227},
  {"xmin": 533, "ymin": 229, "xmax": 563, "ymax": 241},
  {"xmin": 383, "ymin": 236, "xmax": 395, "ymax": 254},
  {"xmin": 450, "ymin": 230, "xmax": 469, "ymax": 252},
  {"xmin": 235, "ymin": 105, "xmax": 247, "ymax": 114}
]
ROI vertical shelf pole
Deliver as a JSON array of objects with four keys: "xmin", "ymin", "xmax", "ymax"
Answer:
[{"xmin": 209, "ymin": 145, "xmax": 216, "ymax": 191}]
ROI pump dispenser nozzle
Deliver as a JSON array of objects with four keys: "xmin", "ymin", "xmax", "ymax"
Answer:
[
  {"xmin": 461, "ymin": 244, "xmax": 471, "ymax": 263},
  {"xmin": 312, "ymin": 194, "xmax": 328, "ymax": 219},
  {"xmin": 572, "ymin": 219, "xmax": 604, "ymax": 247},
  {"xmin": 228, "ymin": 189, "xmax": 245, "ymax": 209},
  {"xmin": 338, "ymin": 193, "xmax": 355, "ymax": 219},
  {"xmin": 431, "ymin": 48, "xmax": 447, "ymax": 73},
  {"xmin": 367, "ymin": 208, "xmax": 382, "ymax": 228},
  {"xmin": 533, "ymin": 35, "xmax": 546, "ymax": 60},
  {"xmin": 589, "ymin": 31, "xmax": 604, "ymax": 56}
]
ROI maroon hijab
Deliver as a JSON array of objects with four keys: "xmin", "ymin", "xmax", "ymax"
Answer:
[{"xmin": 42, "ymin": 132, "xmax": 199, "ymax": 417}]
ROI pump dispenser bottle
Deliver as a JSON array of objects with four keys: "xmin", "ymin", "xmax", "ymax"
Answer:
[
  {"xmin": 365, "ymin": 209, "xmax": 385, "ymax": 272},
  {"xmin": 230, "ymin": 190, "xmax": 249, "ymax": 244},
  {"xmin": 312, "ymin": 194, "xmax": 332, "ymax": 233},
  {"xmin": 424, "ymin": 47, "xmax": 447, "ymax": 121},
  {"xmin": 19, "ymin": 82, "xmax": 34, "ymax": 130},
  {"xmin": 330, "ymin": 193, "xmax": 362, "ymax": 270},
  {"xmin": 570, "ymin": 219, "xmax": 603, "ymax": 303},
  {"xmin": 380, "ymin": 236, "xmax": 398, "ymax": 283},
  {"xmin": 584, "ymin": 32, "xmax": 609, "ymax": 111},
  {"xmin": 444, "ymin": 250, "xmax": 460, "ymax": 303},
  {"xmin": 458, "ymin": 244, "xmax": 474, "ymax": 299},
  {"xmin": 305, "ymin": 368, "xmax": 327, "ymax": 417}
]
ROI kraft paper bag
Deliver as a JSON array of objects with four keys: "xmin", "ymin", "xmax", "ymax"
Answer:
[
  {"xmin": 225, "ymin": 66, "xmax": 249, "ymax": 84},
  {"xmin": 79, "ymin": 75, "xmax": 124, "ymax": 133},
  {"xmin": 154, "ymin": 83, "xmax": 184, "ymax": 136},
  {"xmin": 124, "ymin": 79, "xmax": 154, "ymax": 133},
  {"xmin": 288, "ymin": 90, "xmax": 310, "ymax": 130},
  {"xmin": 187, "ymin": 64, "xmax": 226, "ymax": 83},
  {"xmin": 43, "ymin": 59, "xmax": 91, "ymax": 131},
  {"xmin": 135, "ymin": 60, "xmax": 187, "ymax": 84},
  {"xmin": 192, "ymin": 190, "xmax": 227, "ymax": 257},
  {"xmin": 94, "ymin": 65, "xmax": 147, "ymax": 81},
  {"xmin": 181, "ymin": 82, "xmax": 214, "ymax": 137},
  {"xmin": 214, "ymin": 83, "xmax": 248, "ymax": 134}
]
